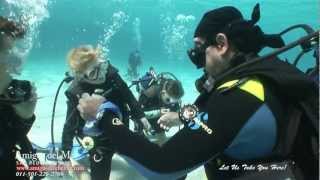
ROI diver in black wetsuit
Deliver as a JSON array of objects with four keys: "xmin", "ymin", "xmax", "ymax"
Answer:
[
  {"xmin": 0, "ymin": 16, "xmax": 43, "ymax": 180},
  {"xmin": 127, "ymin": 50, "xmax": 142, "ymax": 80},
  {"xmin": 76, "ymin": 5, "xmax": 318, "ymax": 180},
  {"xmin": 61, "ymin": 45, "xmax": 151, "ymax": 180},
  {"xmin": 136, "ymin": 68, "xmax": 184, "ymax": 145}
]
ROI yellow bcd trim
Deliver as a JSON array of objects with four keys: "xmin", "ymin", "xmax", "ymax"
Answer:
[
  {"xmin": 217, "ymin": 78, "xmax": 265, "ymax": 102},
  {"xmin": 217, "ymin": 80, "xmax": 239, "ymax": 89}
]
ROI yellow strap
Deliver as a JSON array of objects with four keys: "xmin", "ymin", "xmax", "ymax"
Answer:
[
  {"xmin": 217, "ymin": 78, "xmax": 265, "ymax": 102},
  {"xmin": 217, "ymin": 80, "xmax": 239, "ymax": 89}
]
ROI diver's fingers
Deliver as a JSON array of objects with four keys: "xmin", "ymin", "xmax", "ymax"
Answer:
[
  {"xmin": 160, "ymin": 123, "xmax": 166, "ymax": 130},
  {"xmin": 157, "ymin": 118, "xmax": 169, "ymax": 127},
  {"xmin": 157, "ymin": 116, "xmax": 165, "ymax": 124},
  {"xmin": 161, "ymin": 124, "xmax": 169, "ymax": 131},
  {"xmin": 79, "ymin": 98, "xmax": 91, "ymax": 112},
  {"xmin": 81, "ymin": 93, "xmax": 90, "ymax": 99},
  {"xmin": 78, "ymin": 98, "xmax": 88, "ymax": 110},
  {"xmin": 91, "ymin": 93, "xmax": 106, "ymax": 101},
  {"xmin": 77, "ymin": 104, "xmax": 84, "ymax": 114},
  {"xmin": 158, "ymin": 118, "xmax": 172, "ymax": 130}
]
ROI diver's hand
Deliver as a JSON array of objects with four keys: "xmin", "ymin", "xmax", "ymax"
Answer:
[
  {"xmin": 160, "ymin": 108, "xmax": 170, "ymax": 115},
  {"xmin": 140, "ymin": 117, "xmax": 151, "ymax": 131},
  {"xmin": 77, "ymin": 93, "xmax": 106, "ymax": 121},
  {"xmin": 157, "ymin": 112, "xmax": 181, "ymax": 131},
  {"xmin": 12, "ymin": 83, "xmax": 37, "ymax": 119}
]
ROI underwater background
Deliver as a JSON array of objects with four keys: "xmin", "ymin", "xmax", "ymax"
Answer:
[{"xmin": 0, "ymin": 0, "xmax": 318, "ymax": 179}]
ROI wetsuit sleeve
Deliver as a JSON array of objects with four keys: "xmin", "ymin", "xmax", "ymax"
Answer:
[
  {"xmin": 100, "ymin": 88, "xmax": 263, "ymax": 179},
  {"xmin": 13, "ymin": 113, "xmax": 36, "ymax": 136},
  {"xmin": 18, "ymin": 135, "xmax": 34, "ymax": 154},
  {"xmin": 61, "ymin": 93, "xmax": 78, "ymax": 154},
  {"xmin": 12, "ymin": 112, "xmax": 36, "ymax": 152},
  {"xmin": 113, "ymin": 73, "xmax": 145, "ymax": 120},
  {"xmin": 0, "ymin": 107, "xmax": 35, "ymax": 157}
]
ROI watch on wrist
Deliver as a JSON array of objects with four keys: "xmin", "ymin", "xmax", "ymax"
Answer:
[{"xmin": 178, "ymin": 104, "xmax": 199, "ymax": 124}]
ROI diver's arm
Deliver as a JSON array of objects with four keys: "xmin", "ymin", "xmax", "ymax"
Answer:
[
  {"xmin": 100, "ymin": 112, "xmax": 228, "ymax": 179},
  {"xmin": 13, "ymin": 113, "xmax": 36, "ymax": 136},
  {"xmin": 18, "ymin": 135, "xmax": 34, "ymax": 154},
  {"xmin": 102, "ymin": 113, "xmax": 218, "ymax": 179},
  {"xmin": 113, "ymin": 73, "xmax": 145, "ymax": 120},
  {"xmin": 99, "ymin": 89, "xmax": 261, "ymax": 179},
  {"xmin": 0, "ymin": 106, "xmax": 33, "ymax": 154},
  {"xmin": 14, "ymin": 113, "xmax": 36, "ymax": 151}
]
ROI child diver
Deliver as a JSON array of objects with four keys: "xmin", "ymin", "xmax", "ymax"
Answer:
[
  {"xmin": 61, "ymin": 44, "xmax": 151, "ymax": 180},
  {"xmin": 134, "ymin": 67, "xmax": 184, "ymax": 145}
]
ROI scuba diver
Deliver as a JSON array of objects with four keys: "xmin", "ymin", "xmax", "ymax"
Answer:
[
  {"xmin": 135, "ymin": 67, "xmax": 186, "ymax": 180},
  {"xmin": 127, "ymin": 50, "xmax": 142, "ymax": 80},
  {"xmin": 133, "ymin": 67, "xmax": 184, "ymax": 145},
  {"xmin": 61, "ymin": 44, "xmax": 151, "ymax": 180},
  {"xmin": 0, "ymin": 16, "xmax": 43, "ymax": 179},
  {"xmin": 76, "ymin": 4, "xmax": 318, "ymax": 180}
]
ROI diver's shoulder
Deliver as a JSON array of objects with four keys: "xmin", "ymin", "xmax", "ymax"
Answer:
[{"xmin": 107, "ymin": 63, "xmax": 119, "ymax": 76}]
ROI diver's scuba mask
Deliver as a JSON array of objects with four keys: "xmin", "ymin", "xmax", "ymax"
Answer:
[
  {"xmin": 188, "ymin": 24, "xmax": 319, "ymax": 70},
  {"xmin": 74, "ymin": 60, "xmax": 109, "ymax": 84},
  {"xmin": 160, "ymin": 90, "xmax": 179, "ymax": 105},
  {"xmin": 187, "ymin": 42, "xmax": 208, "ymax": 69}
]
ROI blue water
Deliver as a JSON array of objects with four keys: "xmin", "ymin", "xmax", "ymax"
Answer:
[
  {"xmin": 0, "ymin": 0, "xmax": 318, "ymax": 179},
  {"xmin": 24, "ymin": 0, "xmax": 319, "ymax": 101}
]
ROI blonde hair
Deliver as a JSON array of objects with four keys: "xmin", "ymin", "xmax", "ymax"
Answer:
[{"xmin": 67, "ymin": 45, "xmax": 102, "ymax": 73}]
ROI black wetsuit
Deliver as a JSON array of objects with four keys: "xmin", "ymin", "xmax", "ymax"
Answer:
[
  {"xmin": 138, "ymin": 84, "xmax": 180, "ymax": 133},
  {"xmin": 61, "ymin": 64, "xmax": 145, "ymax": 180},
  {"xmin": 0, "ymin": 104, "xmax": 39, "ymax": 179},
  {"xmin": 97, "ymin": 58, "xmax": 318, "ymax": 180}
]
